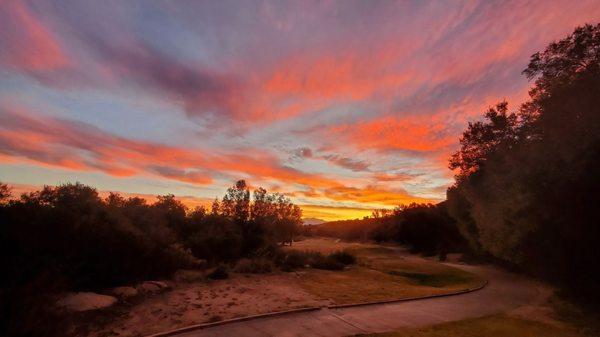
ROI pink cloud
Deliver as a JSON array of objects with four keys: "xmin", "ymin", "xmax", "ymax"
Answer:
[{"xmin": 0, "ymin": 1, "xmax": 69, "ymax": 72}]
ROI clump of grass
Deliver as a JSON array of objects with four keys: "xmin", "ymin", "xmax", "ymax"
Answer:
[
  {"xmin": 276, "ymin": 249, "xmax": 357, "ymax": 271},
  {"xmin": 234, "ymin": 258, "xmax": 274, "ymax": 274},
  {"xmin": 311, "ymin": 250, "xmax": 357, "ymax": 270},
  {"xmin": 207, "ymin": 265, "xmax": 229, "ymax": 280},
  {"xmin": 276, "ymin": 250, "xmax": 318, "ymax": 271},
  {"xmin": 312, "ymin": 256, "xmax": 345, "ymax": 270},
  {"xmin": 329, "ymin": 250, "xmax": 357, "ymax": 265}
]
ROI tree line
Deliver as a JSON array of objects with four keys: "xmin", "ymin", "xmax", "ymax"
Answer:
[
  {"xmin": 308, "ymin": 202, "xmax": 468, "ymax": 259},
  {"xmin": 0, "ymin": 180, "xmax": 301, "ymax": 336}
]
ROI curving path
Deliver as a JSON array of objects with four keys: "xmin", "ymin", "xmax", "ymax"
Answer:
[{"xmin": 167, "ymin": 264, "xmax": 542, "ymax": 337}]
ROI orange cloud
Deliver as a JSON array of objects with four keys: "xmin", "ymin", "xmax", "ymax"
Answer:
[
  {"xmin": 299, "ymin": 204, "xmax": 375, "ymax": 222},
  {"xmin": 264, "ymin": 51, "xmax": 413, "ymax": 101},
  {"xmin": 0, "ymin": 105, "xmax": 345, "ymax": 190},
  {"xmin": 322, "ymin": 185, "xmax": 434, "ymax": 207},
  {"xmin": 328, "ymin": 114, "xmax": 456, "ymax": 153},
  {"xmin": 372, "ymin": 172, "xmax": 417, "ymax": 182}
]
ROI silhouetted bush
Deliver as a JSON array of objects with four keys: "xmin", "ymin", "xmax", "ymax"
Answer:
[
  {"xmin": 273, "ymin": 249, "xmax": 352, "ymax": 271},
  {"xmin": 275, "ymin": 250, "xmax": 310, "ymax": 271},
  {"xmin": 207, "ymin": 265, "xmax": 229, "ymax": 280},
  {"xmin": 329, "ymin": 250, "xmax": 357, "ymax": 265},
  {"xmin": 311, "ymin": 255, "xmax": 345, "ymax": 270},
  {"xmin": 234, "ymin": 258, "xmax": 274, "ymax": 273}
]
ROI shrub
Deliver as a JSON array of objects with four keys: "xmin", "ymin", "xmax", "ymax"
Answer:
[
  {"xmin": 276, "ymin": 250, "xmax": 308, "ymax": 271},
  {"xmin": 207, "ymin": 265, "xmax": 229, "ymax": 280},
  {"xmin": 329, "ymin": 250, "xmax": 357, "ymax": 265},
  {"xmin": 234, "ymin": 258, "xmax": 274, "ymax": 273},
  {"xmin": 311, "ymin": 255, "xmax": 345, "ymax": 270},
  {"xmin": 274, "ymin": 250, "xmax": 355, "ymax": 271}
]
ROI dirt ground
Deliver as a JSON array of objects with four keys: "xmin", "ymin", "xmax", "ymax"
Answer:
[
  {"xmin": 88, "ymin": 273, "xmax": 329, "ymax": 337},
  {"xmin": 84, "ymin": 238, "xmax": 483, "ymax": 337}
]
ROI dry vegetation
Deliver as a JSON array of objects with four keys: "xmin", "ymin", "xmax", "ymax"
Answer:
[{"xmin": 289, "ymin": 238, "xmax": 483, "ymax": 305}]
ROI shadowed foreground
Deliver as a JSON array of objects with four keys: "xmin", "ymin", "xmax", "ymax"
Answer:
[{"xmin": 170, "ymin": 263, "xmax": 541, "ymax": 337}]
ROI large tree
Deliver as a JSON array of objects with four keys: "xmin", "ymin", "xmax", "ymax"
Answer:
[{"xmin": 447, "ymin": 23, "xmax": 600, "ymax": 300}]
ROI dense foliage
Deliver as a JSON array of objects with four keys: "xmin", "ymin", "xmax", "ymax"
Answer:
[
  {"xmin": 447, "ymin": 24, "xmax": 600, "ymax": 301},
  {"xmin": 310, "ymin": 202, "xmax": 467, "ymax": 258},
  {"xmin": 0, "ymin": 180, "xmax": 301, "ymax": 336}
]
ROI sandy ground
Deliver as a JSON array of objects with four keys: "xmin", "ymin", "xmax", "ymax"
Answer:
[{"xmin": 88, "ymin": 273, "xmax": 329, "ymax": 337}]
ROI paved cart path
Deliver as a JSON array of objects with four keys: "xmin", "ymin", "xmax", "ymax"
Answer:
[{"xmin": 171, "ymin": 263, "xmax": 542, "ymax": 337}]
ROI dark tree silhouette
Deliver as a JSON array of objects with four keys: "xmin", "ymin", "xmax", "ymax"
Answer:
[
  {"xmin": 449, "ymin": 101, "xmax": 518, "ymax": 180},
  {"xmin": 447, "ymin": 23, "xmax": 600, "ymax": 302},
  {"xmin": 0, "ymin": 182, "xmax": 10, "ymax": 203}
]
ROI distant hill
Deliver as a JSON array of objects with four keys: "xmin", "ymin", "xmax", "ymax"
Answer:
[
  {"xmin": 308, "ymin": 217, "xmax": 380, "ymax": 241},
  {"xmin": 302, "ymin": 217, "xmax": 325, "ymax": 225}
]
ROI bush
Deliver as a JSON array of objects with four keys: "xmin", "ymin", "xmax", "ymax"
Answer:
[
  {"xmin": 207, "ymin": 265, "xmax": 229, "ymax": 280},
  {"xmin": 274, "ymin": 250, "xmax": 356, "ymax": 271},
  {"xmin": 311, "ymin": 255, "xmax": 345, "ymax": 270},
  {"xmin": 276, "ymin": 250, "xmax": 309, "ymax": 271},
  {"xmin": 234, "ymin": 258, "xmax": 273, "ymax": 273},
  {"xmin": 329, "ymin": 250, "xmax": 357, "ymax": 265}
]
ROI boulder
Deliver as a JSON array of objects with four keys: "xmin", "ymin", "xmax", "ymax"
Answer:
[
  {"xmin": 110, "ymin": 286, "xmax": 138, "ymax": 299},
  {"xmin": 195, "ymin": 259, "xmax": 209, "ymax": 269},
  {"xmin": 57, "ymin": 292, "xmax": 117, "ymax": 312},
  {"xmin": 136, "ymin": 280, "xmax": 171, "ymax": 294}
]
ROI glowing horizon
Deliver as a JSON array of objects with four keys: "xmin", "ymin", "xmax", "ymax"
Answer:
[{"xmin": 1, "ymin": 1, "xmax": 599, "ymax": 221}]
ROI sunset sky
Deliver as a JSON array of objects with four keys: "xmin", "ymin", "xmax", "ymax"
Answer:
[{"xmin": 1, "ymin": 1, "xmax": 599, "ymax": 221}]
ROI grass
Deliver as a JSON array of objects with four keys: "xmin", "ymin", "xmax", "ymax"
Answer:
[
  {"xmin": 386, "ymin": 271, "xmax": 474, "ymax": 288},
  {"xmin": 288, "ymin": 237, "xmax": 380, "ymax": 254},
  {"xmin": 356, "ymin": 314, "xmax": 584, "ymax": 337},
  {"xmin": 288, "ymin": 238, "xmax": 484, "ymax": 304}
]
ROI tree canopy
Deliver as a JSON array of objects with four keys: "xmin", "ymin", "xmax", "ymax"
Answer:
[{"xmin": 447, "ymin": 23, "xmax": 600, "ymax": 301}]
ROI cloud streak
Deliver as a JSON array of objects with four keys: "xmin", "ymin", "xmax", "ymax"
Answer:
[{"xmin": 0, "ymin": 105, "xmax": 430, "ymax": 207}]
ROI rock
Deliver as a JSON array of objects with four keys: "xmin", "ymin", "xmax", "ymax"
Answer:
[
  {"xmin": 195, "ymin": 259, "xmax": 209, "ymax": 269},
  {"xmin": 149, "ymin": 280, "xmax": 171, "ymax": 290},
  {"xmin": 136, "ymin": 280, "xmax": 171, "ymax": 294},
  {"xmin": 57, "ymin": 292, "xmax": 117, "ymax": 312},
  {"xmin": 174, "ymin": 269, "xmax": 204, "ymax": 282},
  {"xmin": 110, "ymin": 286, "xmax": 138, "ymax": 299}
]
